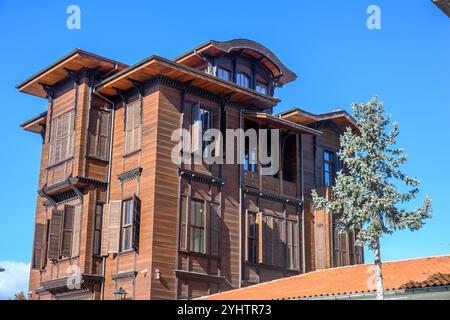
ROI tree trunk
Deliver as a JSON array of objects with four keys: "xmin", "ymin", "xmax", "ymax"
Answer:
[{"xmin": 374, "ymin": 239, "xmax": 384, "ymax": 300}]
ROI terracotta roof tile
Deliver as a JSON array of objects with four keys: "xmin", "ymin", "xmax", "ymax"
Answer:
[{"xmin": 199, "ymin": 255, "xmax": 450, "ymax": 300}]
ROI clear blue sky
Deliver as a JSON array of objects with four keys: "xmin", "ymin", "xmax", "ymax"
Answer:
[{"xmin": 0, "ymin": 0, "xmax": 448, "ymax": 267}]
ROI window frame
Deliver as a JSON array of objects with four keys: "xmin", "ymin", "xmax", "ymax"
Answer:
[
  {"xmin": 93, "ymin": 203, "xmax": 104, "ymax": 256},
  {"xmin": 124, "ymin": 101, "xmax": 142, "ymax": 156},
  {"xmin": 48, "ymin": 110, "xmax": 75, "ymax": 166},
  {"xmin": 236, "ymin": 72, "xmax": 250, "ymax": 88},
  {"xmin": 120, "ymin": 198, "xmax": 134, "ymax": 253},
  {"xmin": 60, "ymin": 205, "xmax": 75, "ymax": 259},
  {"xmin": 217, "ymin": 67, "xmax": 231, "ymax": 81},
  {"xmin": 255, "ymin": 83, "xmax": 268, "ymax": 95},
  {"xmin": 190, "ymin": 198, "xmax": 206, "ymax": 254},
  {"xmin": 323, "ymin": 150, "xmax": 335, "ymax": 187},
  {"xmin": 88, "ymin": 108, "xmax": 111, "ymax": 160}
]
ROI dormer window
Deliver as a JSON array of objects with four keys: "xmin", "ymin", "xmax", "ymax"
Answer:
[
  {"xmin": 236, "ymin": 72, "xmax": 250, "ymax": 88},
  {"xmin": 256, "ymin": 83, "xmax": 267, "ymax": 95},
  {"xmin": 217, "ymin": 67, "xmax": 231, "ymax": 81}
]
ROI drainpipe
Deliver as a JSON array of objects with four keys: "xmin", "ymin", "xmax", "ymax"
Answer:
[
  {"xmin": 93, "ymin": 90, "xmax": 116, "ymax": 300},
  {"xmin": 300, "ymin": 134, "xmax": 306, "ymax": 273},
  {"xmin": 238, "ymin": 107, "xmax": 243, "ymax": 288}
]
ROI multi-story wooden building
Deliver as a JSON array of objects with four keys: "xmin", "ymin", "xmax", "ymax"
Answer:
[{"xmin": 19, "ymin": 39, "xmax": 363, "ymax": 300}]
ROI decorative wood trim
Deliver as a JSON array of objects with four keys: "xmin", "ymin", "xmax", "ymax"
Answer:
[
  {"xmin": 179, "ymin": 168, "xmax": 224, "ymax": 187},
  {"xmin": 174, "ymin": 270, "xmax": 225, "ymax": 284},
  {"xmin": 118, "ymin": 167, "xmax": 143, "ymax": 183},
  {"xmin": 243, "ymin": 186, "xmax": 303, "ymax": 207},
  {"xmin": 112, "ymin": 271, "xmax": 138, "ymax": 281}
]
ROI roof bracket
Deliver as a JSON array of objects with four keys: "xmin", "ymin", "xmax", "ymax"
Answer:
[
  {"xmin": 64, "ymin": 68, "xmax": 81, "ymax": 85},
  {"xmin": 128, "ymin": 78, "xmax": 145, "ymax": 96},
  {"xmin": 113, "ymin": 87, "xmax": 128, "ymax": 103},
  {"xmin": 40, "ymin": 83, "xmax": 55, "ymax": 99}
]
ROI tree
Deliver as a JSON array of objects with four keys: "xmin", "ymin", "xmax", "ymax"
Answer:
[
  {"xmin": 13, "ymin": 292, "xmax": 27, "ymax": 300},
  {"xmin": 312, "ymin": 97, "xmax": 432, "ymax": 300}
]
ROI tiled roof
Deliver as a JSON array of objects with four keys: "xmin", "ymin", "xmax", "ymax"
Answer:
[{"xmin": 200, "ymin": 255, "xmax": 450, "ymax": 300}]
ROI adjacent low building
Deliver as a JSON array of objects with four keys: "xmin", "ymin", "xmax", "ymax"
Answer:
[{"xmin": 200, "ymin": 255, "xmax": 450, "ymax": 300}]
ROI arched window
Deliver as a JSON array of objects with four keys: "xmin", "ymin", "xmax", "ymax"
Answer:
[{"xmin": 236, "ymin": 72, "xmax": 250, "ymax": 88}]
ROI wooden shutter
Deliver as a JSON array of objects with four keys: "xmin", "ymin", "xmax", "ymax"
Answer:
[
  {"xmin": 132, "ymin": 195, "xmax": 141, "ymax": 253},
  {"xmin": 98, "ymin": 111, "xmax": 110, "ymax": 159},
  {"xmin": 204, "ymin": 202, "xmax": 210, "ymax": 255},
  {"xmin": 133, "ymin": 104, "xmax": 142, "ymax": 152},
  {"xmin": 179, "ymin": 196, "xmax": 188, "ymax": 251},
  {"xmin": 191, "ymin": 103, "xmax": 201, "ymax": 154},
  {"xmin": 71, "ymin": 205, "xmax": 82, "ymax": 257},
  {"xmin": 107, "ymin": 201, "xmax": 121, "ymax": 254},
  {"xmin": 48, "ymin": 210, "xmax": 63, "ymax": 260},
  {"xmin": 125, "ymin": 104, "xmax": 134, "ymax": 154},
  {"xmin": 256, "ymin": 212, "xmax": 263, "ymax": 264},
  {"xmin": 61, "ymin": 206, "xmax": 75, "ymax": 258},
  {"xmin": 210, "ymin": 203, "xmax": 220, "ymax": 256},
  {"xmin": 32, "ymin": 223, "xmax": 45, "ymax": 270},
  {"xmin": 88, "ymin": 109, "xmax": 99, "ymax": 156},
  {"xmin": 101, "ymin": 204, "xmax": 110, "ymax": 256}
]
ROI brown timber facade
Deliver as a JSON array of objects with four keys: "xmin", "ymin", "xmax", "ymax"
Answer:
[{"xmin": 19, "ymin": 39, "xmax": 364, "ymax": 300}]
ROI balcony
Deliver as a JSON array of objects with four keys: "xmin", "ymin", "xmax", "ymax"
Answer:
[{"xmin": 244, "ymin": 171, "xmax": 298, "ymax": 198}]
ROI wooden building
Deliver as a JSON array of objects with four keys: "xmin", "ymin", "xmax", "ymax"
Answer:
[{"xmin": 19, "ymin": 39, "xmax": 363, "ymax": 300}]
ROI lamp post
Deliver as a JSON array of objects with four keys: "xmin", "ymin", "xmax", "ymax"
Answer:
[{"xmin": 114, "ymin": 287, "xmax": 127, "ymax": 300}]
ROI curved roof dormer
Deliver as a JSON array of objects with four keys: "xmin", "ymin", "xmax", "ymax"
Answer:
[{"xmin": 175, "ymin": 39, "xmax": 297, "ymax": 86}]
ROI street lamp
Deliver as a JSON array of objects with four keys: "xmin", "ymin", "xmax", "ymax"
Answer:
[{"xmin": 114, "ymin": 287, "xmax": 127, "ymax": 300}]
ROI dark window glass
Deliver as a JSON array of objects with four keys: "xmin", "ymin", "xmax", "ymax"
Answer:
[
  {"xmin": 217, "ymin": 67, "xmax": 230, "ymax": 81},
  {"xmin": 190, "ymin": 200, "xmax": 205, "ymax": 253},
  {"xmin": 236, "ymin": 72, "xmax": 250, "ymax": 88},
  {"xmin": 248, "ymin": 213, "xmax": 257, "ymax": 263},
  {"xmin": 121, "ymin": 200, "xmax": 133, "ymax": 252},
  {"xmin": 93, "ymin": 204, "xmax": 103, "ymax": 255},
  {"xmin": 256, "ymin": 83, "xmax": 267, "ymax": 95},
  {"xmin": 323, "ymin": 151, "xmax": 335, "ymax": 186}
]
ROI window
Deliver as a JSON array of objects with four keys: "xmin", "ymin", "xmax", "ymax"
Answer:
[
  {"xmin": 93, "ymin": 204, "xmax": 103, "ymax": 256},
  {"xmin": 323, "ymin": 151, "xmax": 335, "ymax": 186},
  {"xmin": 88, "ymin": 109, "xmax": 110, "ymax": 159},
  {"xmin": 192, "ymin": 104, "xmax": 212, "ymax": 154},
  {"xmin": 179, "ymin": 196, "xmax": 221, "ymax": 256},
  {"xmin": 190, "ymin": 199, "xmax": 205, "ymax": 253},
  {"xmin": 236, "ymin": 72, "xmax": 250, "ymax": 88},
  {"xmin": 60, "ymin": 206, "xmax": 75, "ymax": 258},
  {"xmin": 49, "ymin": 111, "xmax": 75, "ymax": 165},
  {"xmin": 247, "ymin": 213, "xmax": 258, "ymax": 263},
  {"xmin": 217, "ymin": 67, "xmax": 231, "ymax": 81},
  {"xmin": 125, "ymin": 101, "xmax": 142, "ymax": 155},
  {"xmin": 121, "ymin": 200, "xmax": 133, "ymax": 252},
  {"xmin": 332, "ymin": 217, "xmax": 351, "ymax": 267},
  {"xmin": 246, "ymin": 211, "xmax": 299, "ymax": 270},
  {"xmin": 256, "ymin": 83, "xmax": 267, "ymax": 95},
  {"xmin": 120, "ymin": 196, "xmax": 141, "ymax": 253},
  {"xmin": 244, "ymin": 144, "xmax": 257, "ymax": 172}
]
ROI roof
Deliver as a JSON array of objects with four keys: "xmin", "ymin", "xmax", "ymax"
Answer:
[
  {"xmin": 199, "ymin": 255, "xmax": 450, "ymax": 300},
  {"xmin": 175, "ymin": 39, "xmax": 297, "ymax": 86},
  {"xmin": 432, "ymin": 0, "xmax": 450, "ymax": 17},
  {"xmin": 278, "ymin": 108, "xmax": 359, "ymax": 133},
  {"xmin": 17, "ymin": 49, "xmax": 128, "ymax": 98},
  {"xmin": 20, "ymin": 111, "xmax": 47, "ymax": 133},
  {"xmin": 95, "ymin": 55, "xmax": 280, "ymax": 109},
  {"xmin": 244, "ymin": 112, "xmax": 322, "ymax": 136}
]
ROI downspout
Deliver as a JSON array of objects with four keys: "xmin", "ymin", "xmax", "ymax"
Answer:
[
  {"xmin": 238, "ymin": 107, "xmax": 243, "ymax": 288},
  {"xmin": 300, "ymin": 134, "xmax": 306, "ymax": 273},
  {"xmin": 175, "ymin": 81, "xmax": 191, "ymax": 299},
  {"xmin": 93, "ymin": 90, "xmax": 116, "ymax": 300}
]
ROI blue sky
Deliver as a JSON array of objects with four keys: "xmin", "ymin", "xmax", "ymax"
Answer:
[{"xmin": 0, "ymin": 0, "xmax": 449, "ymax": 297}]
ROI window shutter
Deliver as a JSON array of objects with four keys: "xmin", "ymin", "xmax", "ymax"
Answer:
[
  {"xmin": 132, "ymin": 195, "xmax": 141, "ymax": 253},
  {"xmin": 179, "ymin": 196, "xmax": 188, "ymax": 251},
  {"xmin": 61, "ymin": 206, "xmax": 75, "ymax": 258},
  {"xmin": 98, "ymin": 111, "xmax": 110, "ymax": 159},
  {"xmin": 204, "ymin": 202, "xmax": 210, "ymax": 255},
  {"xmin": 125, "ymin": 105, "xmax": 134, "ymax": 154},
  {"xmin": 210, "ymin": 203, "xmax": 220, "ymax": 256},
  {"xmin": 107, "ymin": 201, "xmax": 121, "ymax": 253},
  {"xmin": 88, "ymin": 109, "xmax": 99, "ymax": 156},
  {"xmin": 256, "ymin": 212, "xmax": 263, "ymax": 264},
  {"xmin": 71, "ymin": 205, "xmax": 82, "ymax": 257},
  {"xmin": 32, "ymin": 223, "xmax": 45, "ymax": 270},
  {"xmin": 101, "ymin": 204, "xmax": 110, "ymax": 256},
  {"xmin": 191, "ymin": 103, "xmax": 201, "ymax": 154},
  {"xmin": 133, "ymin": 104, "xmax": 142, "ymax": 151},
  {"xmin": 48, "ymin": 210, "xmax": 63, "ymax": 260}
]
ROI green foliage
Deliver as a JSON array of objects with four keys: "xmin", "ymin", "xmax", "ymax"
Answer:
[{"xmin": 312, "ymin": 97, "xmax": 432, "ymax": 251}]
